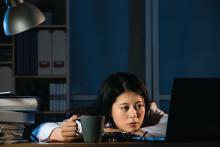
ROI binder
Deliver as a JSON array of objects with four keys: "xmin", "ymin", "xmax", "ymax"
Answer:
[
  {"xmin": 0, "ymin": 66, "xmax": 13, "ymax": 92},
  {"xmin": 16, "ymin": 31, "xmax": 38, "ymax": 75},
  {"xmin": 38, "ymin": 30, "xmax": 52, "ymax": 75},
  {"xmin": 49, "ymin": 83, "xmax": 55, "ymax": 112},
  {"xmin": 52, "ymin": 30, "xmax": 66, "ymax": 75}
]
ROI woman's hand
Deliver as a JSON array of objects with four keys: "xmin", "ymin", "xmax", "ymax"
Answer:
[
  {"xmin": 49, "ymin": 115, "xmax": 80, "ymax": 142},
  {"xmin": 150, "ymin": 101, "xmax": 165, "ymax": 115}
]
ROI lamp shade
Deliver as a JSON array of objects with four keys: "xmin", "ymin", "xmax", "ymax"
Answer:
[{"xmin": 3, "ymin": 0, "xmax": 46, "ymax": 36}]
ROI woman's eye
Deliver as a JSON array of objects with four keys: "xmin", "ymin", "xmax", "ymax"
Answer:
[
  {"xmin": 136, "ymin": 104, "xmax": 144, "ymax": 110},
  {"xmin": 121, "ymin": 106, "xmax": 129, "ymax": 111}
]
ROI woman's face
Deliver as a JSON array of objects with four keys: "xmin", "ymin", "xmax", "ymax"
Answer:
[{"xmin": 111, "ymin": 91, "xmax": 145, "ymax": 132}]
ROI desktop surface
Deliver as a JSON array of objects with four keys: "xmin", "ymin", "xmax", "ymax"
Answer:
[{"xmin": 1, "ymin": 141, "xmax": 220, "ymax": 147}]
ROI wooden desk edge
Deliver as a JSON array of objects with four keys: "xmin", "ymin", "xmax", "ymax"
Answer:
[{"xmin": 1, "ymin": 142, "xmax": 220, "ymax": 147}]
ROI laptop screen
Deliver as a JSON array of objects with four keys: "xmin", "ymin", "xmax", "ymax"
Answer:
[{"xmin": 166, "ymin": 78, "xmax": 220, "ymax": 142}]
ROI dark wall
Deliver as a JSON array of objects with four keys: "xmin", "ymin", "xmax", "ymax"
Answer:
[
  {"xmin": 68, "ymin": 0, "xmax": 145, "ymax": 96},
  {"xmin": 158, "ymin": 0, "xmax": 220, "ymax": 94}
]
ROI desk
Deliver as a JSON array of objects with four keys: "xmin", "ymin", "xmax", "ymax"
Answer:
[{"xmin": 1, "ymin": 142, "xmax": 220, "ymax": 147}]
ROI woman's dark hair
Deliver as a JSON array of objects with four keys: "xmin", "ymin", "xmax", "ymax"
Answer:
[{"xmin": 97, "ymin": 72, "xmax": 150, "ymax": 128}]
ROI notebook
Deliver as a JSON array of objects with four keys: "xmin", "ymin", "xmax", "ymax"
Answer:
[{"xmin": 166, "ymin": 78, "xmax": 220, "ymax": 142}]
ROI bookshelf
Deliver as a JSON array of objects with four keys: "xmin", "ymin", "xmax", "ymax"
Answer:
[
  {"xmin": 0, "ymin": 0, "xmax": 69, "ymax": 123},
  {"xmin": 0, "ymin": 3, "xmax": 15, "ymax": 93}
]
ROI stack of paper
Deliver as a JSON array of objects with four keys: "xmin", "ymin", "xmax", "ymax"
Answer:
[{"xmin": 0, "ymin": 96, "xmax": 39, "ymax": 144}]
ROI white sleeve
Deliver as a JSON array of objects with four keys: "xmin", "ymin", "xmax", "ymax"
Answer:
[
  {"xmin": 31, "ymin": 120, "xmax": 82, "ymax": 142},
  {"xmin": 31, "ymin": 122, "xmax": 62, "ymax": 142},
  {"xmin": 141, "ymin": 114, "xmax": 168, "ymax": 137}
]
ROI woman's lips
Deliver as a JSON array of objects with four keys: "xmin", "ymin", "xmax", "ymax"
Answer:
[{"xmin": 128, "ymin": 122, "xmax": 138, "ymax": 128}]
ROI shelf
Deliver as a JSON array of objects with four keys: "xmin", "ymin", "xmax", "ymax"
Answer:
[
  {"xmin": 0, "ymin": 0, "xmax": 69, "ymax": 123},
  {"xmin": 37, "ymin": 25, "xmax": 66, "ymax": 29},
  {"xmin": 0, "ymin": 43, "xmax": 13, "ymax": 47},
  {"xmin": 37, "ymin": 111, "xmax": 66, "ymax": 115},
  {"xmin": 15, "ymin": 75, "xmax": 66, "ymax": 79},
  {"xmin": 0, "ymin": 61, "xmax": 13, "ymax": 65}
]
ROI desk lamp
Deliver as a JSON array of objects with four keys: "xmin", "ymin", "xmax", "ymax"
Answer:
[{"xmin": 3, "ymin": 0, "xmax": 45, "ymax": 36}]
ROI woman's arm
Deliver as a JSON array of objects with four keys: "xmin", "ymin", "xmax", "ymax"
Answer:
[
  {"xmin": 103, "ymin": 115, "xmax": 168, "ymax": 137},
  {"xmin": 31, "ymin": 122, "xmax": 61, "ymax": 142},
  {"xmin": 140, "ymin": 114, "xmax": 168, "ymax": 137},
  {"xmin": 135, "ymin": 102, "xmax": 168, "ymax": 137},
  {"xmin": 31, "ymin": 115, "xmax": 82, "ymax": 142}
]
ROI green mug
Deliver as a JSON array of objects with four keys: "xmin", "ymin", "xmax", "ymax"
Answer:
[{"xmin": 80, "ymin": 115, "xmax": 105, "ymax": 143}]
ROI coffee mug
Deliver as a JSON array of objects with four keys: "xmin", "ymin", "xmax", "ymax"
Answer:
[{"xmin": 80, "ymin": 115, "xmax": 105, "ymax": 143}]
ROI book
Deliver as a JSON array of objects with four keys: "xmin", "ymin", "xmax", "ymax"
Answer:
[
  {"xmin": 0, "ymin": 47, "xmax": 12, "ymax": 62},
  {"xmin": 0, "ymin": 67, "xmax": 13, "ymax": 92},
  {"xmin": 0, "ymin": 96, "xmax": 39, "ymax": 111},
  {"xmin": 0, "ymin": 111, "xmax": 35, "ymax": 124}
]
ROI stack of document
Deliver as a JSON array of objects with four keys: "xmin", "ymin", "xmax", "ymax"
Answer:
[
  {"xmin": 0, "ymin": 123, "xmax": 30, "ymax": 144},
  {"xmin": 0, "ymin": 95, "xmax": 39, "ymax": 144}
]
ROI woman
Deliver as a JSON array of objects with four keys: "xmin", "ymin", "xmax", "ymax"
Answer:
[{"xmin": 31, "ymin": 72, "xmax": 168, "ymax": 142}]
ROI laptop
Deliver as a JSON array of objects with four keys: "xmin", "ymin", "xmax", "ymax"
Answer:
[{"xmin": 166, "ymin": 78, "xmax": 220, "ymax": 142}]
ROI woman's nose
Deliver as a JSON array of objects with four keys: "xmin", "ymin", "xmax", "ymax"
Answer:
[{"xmin": 128, "ymin": 107, "xmax": 138, "ymax": 118}]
